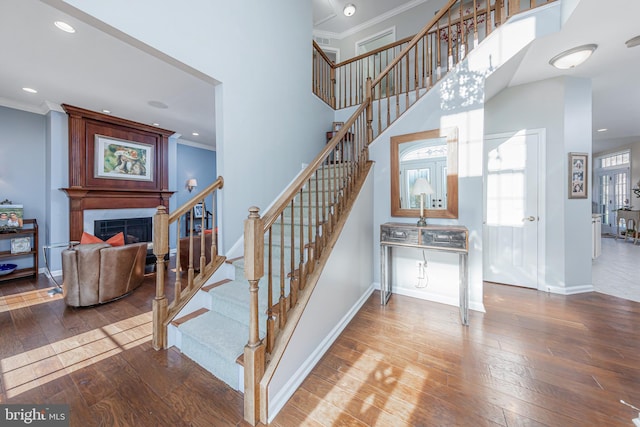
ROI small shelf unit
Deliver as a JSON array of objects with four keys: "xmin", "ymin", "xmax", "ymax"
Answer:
[{"xmin": 0, "ymin": 218, "xmax": 38, "ymax": 282}]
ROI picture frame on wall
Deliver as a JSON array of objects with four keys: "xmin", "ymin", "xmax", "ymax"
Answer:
[
  {"xmin": 332, "ymin": 121, "xmax": 344, "ymax": 132},
  {"xmin": 94, "ymin": 135, "xmax": 154, "ymax": 182},
  {"xmin": 193, "ymin": 203, "xmax": 204, "ymax": 219},
  {"xmin": 568, "ymin": 152, "xmax": 588, "ymax": 199}
]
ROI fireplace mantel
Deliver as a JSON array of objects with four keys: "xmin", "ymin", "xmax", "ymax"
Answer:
[
  {"xmin": 62, "ymin": 187, "xmax": 174, "ymax": 240},
  {"xmin": 62, "ymin": 105, "xmax": 175, "ymax": 241}
]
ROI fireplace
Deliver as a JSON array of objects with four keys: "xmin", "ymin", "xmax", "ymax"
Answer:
[
  {"xmin": 94, "ymin": 217, "xmax": 152, "ymax": 244},
  {"xmin": 94, "ymin": 217, "xmax": 156, "ymax": 265}
]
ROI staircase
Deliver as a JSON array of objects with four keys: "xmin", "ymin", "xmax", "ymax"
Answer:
[
  {"xmin": 173, "ymin": 164, "xmax": 348, "ymax": 390},
  {"xmin": 153, "ymin": 1, "xmax": 560, "ymax": 424}
]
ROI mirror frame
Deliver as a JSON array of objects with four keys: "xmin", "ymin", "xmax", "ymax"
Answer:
[{"xmin": 390, "ymin": 127, "xmax": 458, "ymax": 219}]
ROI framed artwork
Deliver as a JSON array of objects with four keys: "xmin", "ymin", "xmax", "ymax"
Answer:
[
  {"xmin": 193, "ymin": 203, "xmax": 204, "ymax": 219},
  {"xmin": 0, "ymin": 204, "xmax": 24, "ymax": 229},
  {"xmin": 94, "ymin": 135, "xmax": 154, "ymax": 182},
  {"xmin": 568, "ymin": 152, "xmax": 588, "ymax": 199},
  {"xmin": 11, "ymin": 237, "xmax": 31, "ymax": 254},
  {"xmin": 332, "ymin": 121, "xmax": 344, "ymax": 131}
]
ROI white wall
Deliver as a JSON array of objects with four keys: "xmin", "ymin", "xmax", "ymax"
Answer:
[
  {"xmin": 326, "ymin": 0, "xmax": 448, "ymax": 61},
  {"xmin": 56, "ymin": 0, "xmax": 334, "ymax": 253},
  {"xmin": 267, "ymin": 170, "xmax": 374, "ymax": 421},
  {"xmin": 367, "ymin": 3, "xmax": 561, "ymax": 312},
  {"xmin": 485, "ymin": 76, "xmax": 593, "ymax": 293}
]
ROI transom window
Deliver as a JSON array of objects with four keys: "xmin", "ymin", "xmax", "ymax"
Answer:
[{"xmin": 599, "ymin": 151, "xmax": 629, "ymax": 169}]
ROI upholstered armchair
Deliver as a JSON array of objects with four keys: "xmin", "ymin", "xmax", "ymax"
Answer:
[
  {"xmin": 62, "ymin": 242, "xmax": 147, "ymax": 307},
  {"xmin": 179, "ymin": 232, "xmax": 213, "ymax": 272}
]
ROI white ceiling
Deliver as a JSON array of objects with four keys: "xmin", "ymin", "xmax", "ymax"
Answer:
[{"xmin": 1, "ymin": 0, "xmax": 639, "ymax": 155}]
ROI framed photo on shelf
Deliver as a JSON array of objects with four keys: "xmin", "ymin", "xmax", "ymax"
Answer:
[
  {"xmin": 568, "ymin": 152, "xmax": 588, "ymax": 199},
  {"xmin": 0, "ymin": 204, "xmax": 24, "ymax": 229},
  {"xmin": 11, "ymin": 237, "xmax": 31, "ymax": 254},
  {"xmin": 193, "ymin": 203, "xmax": 204, "ymax": 219},
  {"xmin": 94, "ymin": 135, "xmax": 154, "ymax": 182},
  {"xmin": 332, "ymin": 121, "xmax": 344, "ymax": 132}
]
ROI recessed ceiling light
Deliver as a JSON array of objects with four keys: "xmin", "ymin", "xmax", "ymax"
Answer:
[
  {"xmin": 102, "ymin": 109, "xmax": 111, "ymax": 114},
  {"xmin": 626, "ymin": 35, "xmax": 640, "ymax": 48},
  {"xmin": 597, "ymin": 128, "xmax": 608, "ymax": 132},
  {"xmin": 549, "ymin": 44, "xmax": 597, "ymax": 69},
  {"xmin": 343, "ymin": 4, "xmax": 356, "ymax": 17},
  {"xmin": 148, "ymin": 100, "xmax": 169, "ymax": 109},
  {"xmin": 22, "ymin": 87, "xmax": 37, "ymax": 94},
  {"xmin": 192, "ymin": 132, "xmax": 199, "ymax": 136},
  {"xmin": 54, "ymin": 21, "xmax": 76, "ymax": 33}
]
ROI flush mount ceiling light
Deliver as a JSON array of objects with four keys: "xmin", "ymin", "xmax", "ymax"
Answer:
[
  {"xmin": 597, "ymin": 128, "xmax": 608, "ymax": 132},
  {"xmin": 343, "ymin": 4, "xmax": 356, "ymax": 17},
  {"xmin": 626, "ymin": 35, "xmax": 640, "ymax": 48},
  {"xmin": 549, "ymin": 44, "xmax": 597, "ymax": 69},
  {"xmin": 22, "ymin": 87, "xmax": 37, "ymax": 94},
  {"xmin": 54, "ymin": 21, "xmax": 75, "ymax": 33},
  {"xmin": 148, "ymin": 100, "xmax": 168, "ymax": 109}
]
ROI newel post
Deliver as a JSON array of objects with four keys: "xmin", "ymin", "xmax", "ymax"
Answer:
[
  {"xmin": 330, "ymin": 66, "xmax": 337, "ymax": 109},
  {"xmin": 366, "ymin": 77, "xmax": 373, "ymax": 145},
  {"xmin": 152, "ymin": 205, "xmax": 169, "ymax": 350},
  {"xmin": 243, "ymin": 206, "xmax": 265, "ymax": 425}
]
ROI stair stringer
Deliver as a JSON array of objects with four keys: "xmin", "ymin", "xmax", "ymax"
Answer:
[{"xmin": 260, "ymin": 163, "xmax": 376, "ymax": 423}]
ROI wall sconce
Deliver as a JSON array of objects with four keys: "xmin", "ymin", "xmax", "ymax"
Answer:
[
  {"xmin": 411, "ymin": 178, "xmax": 434, "ymax": 227},
  {"xmin": 186, "ymin": 178, "xmax": 198, "ymax": 193}
]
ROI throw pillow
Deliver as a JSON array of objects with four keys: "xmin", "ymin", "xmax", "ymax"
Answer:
[{"xmin": 80, "ymin": 231, "xmax": 125, "ymax": 247}]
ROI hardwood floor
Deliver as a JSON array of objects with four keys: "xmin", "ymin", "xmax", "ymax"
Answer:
[{"xmin": 1, "ymin": 274, "xmax": 639, "ymax": 426}]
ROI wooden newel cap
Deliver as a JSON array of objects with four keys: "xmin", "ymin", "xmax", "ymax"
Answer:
[{"xmin": 248, "ymin": 206, "xmax": 260, "ymax": 219}]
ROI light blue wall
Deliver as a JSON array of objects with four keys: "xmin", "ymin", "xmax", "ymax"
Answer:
[
  {"xmin": 1, "ymin": 104, "xmax": 219, "ymax": 272},
  {"xmin": 61, "ymin": 0, "xmax": 333, "ymax": 253},
  {"xmin": 176, "ymin": 143, "xmax": 216, "ymax": 208},
  {"xmin": 0, "ymin": 106, "xmax": 47, "ymax": 269}
]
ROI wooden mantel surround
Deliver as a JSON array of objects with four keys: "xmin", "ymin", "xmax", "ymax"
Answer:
[{"xmin": 61, "ymin": 104, "xmax": 175, "ymax": 242}]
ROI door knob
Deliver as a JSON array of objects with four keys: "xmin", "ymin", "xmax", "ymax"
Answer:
[{"xmin": 523, "ymin": 216, "xmax": 536, "ymax": 222}]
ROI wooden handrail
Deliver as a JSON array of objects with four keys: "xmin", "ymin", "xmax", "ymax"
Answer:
[
  {"xmin": 312, "ymin": 40, "xmax": 334, "ymax": 64},
  {"xmin": 261, "ymin": 101, "xmax": 368, "ymax": 231},
  {"xmin": 250, "ymin": 0, "xmax": 558, "ymax": 422},
  {"xmin": 152, "ymin": 176, "xmax": 225, "ymax": 350},
  {"xmin": 314, "ymin": 0, "xmax": 557, "ymax": 113},
  {"xmin": 371, "ymin": 0, "xmax": 458, "ymax": 88}
]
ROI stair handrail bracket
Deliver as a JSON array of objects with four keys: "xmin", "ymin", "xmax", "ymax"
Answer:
[{"xmin": 152, "ymin": 176, "xmax": 225, "ymax": 350}]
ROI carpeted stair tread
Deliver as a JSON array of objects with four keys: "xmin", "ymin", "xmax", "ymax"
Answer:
[{"xmin": 179, "ymin": 310, "xmax": 248, "ymax": 388}]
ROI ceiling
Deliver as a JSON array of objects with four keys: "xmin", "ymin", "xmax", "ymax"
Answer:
[{"xmin": 1, "ymin": 0, "xmax": 639, "ymax": 154}]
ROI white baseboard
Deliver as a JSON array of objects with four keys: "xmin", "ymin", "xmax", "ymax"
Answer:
[
  {"xmin": 268, "ymin": 283, "xmax": 376, "ymax": 422},
  {"xmin": 544, "ymin": 284, "xmax": 594, "ymax": 295}
]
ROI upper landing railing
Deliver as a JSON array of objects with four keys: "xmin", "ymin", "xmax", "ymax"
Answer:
[{"xmin": 313, "ymin": 0, "xmax": 556, "ymax": 130}]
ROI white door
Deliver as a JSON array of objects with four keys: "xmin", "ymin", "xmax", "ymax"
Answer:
[
  {"xmin": 483, "ymin": 130, "xmax": 544, "ymax": 289},
  {"xmin": 596, "ymin": 167, "xmax": 630, "ymax": 234}
]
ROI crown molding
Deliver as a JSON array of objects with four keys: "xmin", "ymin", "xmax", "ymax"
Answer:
[{"xmin": 313, "ymin": 0, "xmax": 428, "ymax": 40}]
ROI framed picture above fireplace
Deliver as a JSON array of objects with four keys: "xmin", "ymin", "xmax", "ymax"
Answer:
[{"xmin": 94, "ymin": 135, "xmax": 154, "ymax": 182}]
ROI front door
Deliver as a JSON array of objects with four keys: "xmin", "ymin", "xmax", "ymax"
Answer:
[
  {"xmin": 483, "ymin": 129, "xmax": 544, "ymax": 289},
  {"xmin": 596, "ymin": 167, "xmax": 630, "ymax": 234}
]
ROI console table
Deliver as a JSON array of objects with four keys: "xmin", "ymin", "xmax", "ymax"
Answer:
[
  {"xmin": 616, "ymin": 209, "xmax": 640, "ymax": 244},
  {"xmin": 380, "ymin": 222, "xmax": 469, "ymax": 325}
]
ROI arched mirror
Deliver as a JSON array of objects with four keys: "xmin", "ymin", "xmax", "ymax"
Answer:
[{"xmin": 390, "ymin": 128, "xmax": 458, "ymax": 219}]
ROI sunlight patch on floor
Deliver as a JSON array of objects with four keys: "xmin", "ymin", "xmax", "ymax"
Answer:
[
  {"xmin": 0, "ymin": 286, "xmax": 64, "ymax": 313},
  {"xmin": 0, "ymin": 312, "xmax": 152, "ymax": 399}
]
